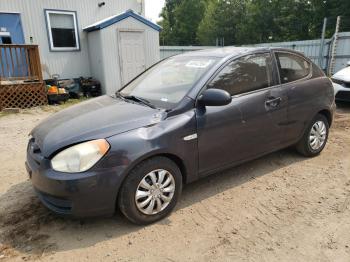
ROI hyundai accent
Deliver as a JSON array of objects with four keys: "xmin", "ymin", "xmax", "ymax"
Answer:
[{"xmin": 26, "ymin": 47, "xmax": 335, "ymax": 224}]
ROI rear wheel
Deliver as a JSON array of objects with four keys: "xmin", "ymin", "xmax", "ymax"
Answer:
[
  {"xmin": 118, "ymin": 157, "xmax": 182, "ymax": 225},
  {"xmin": 296, "ymin": 114, "xmax": 329, "ymax": 157}
]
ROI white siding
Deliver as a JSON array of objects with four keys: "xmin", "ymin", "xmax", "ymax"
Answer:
[
  {"xmin": 0, "ymin": 0, "xmax": 144, "ymax": 79},
  {"xmin": 92, "ymin": 17, "xmax": 159, "ymax": 94},
  {"xmin": 87, "ymin": 31, "xmax": 106, "ymax": 92}
]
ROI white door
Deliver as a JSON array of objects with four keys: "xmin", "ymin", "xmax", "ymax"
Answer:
[{"xmin": 119, "ymin": 31, "xmax": 146, "ymax": 85}]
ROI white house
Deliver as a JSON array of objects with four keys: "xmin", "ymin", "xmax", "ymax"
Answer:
[{"xmin": 0, "ymin": 0, "xmax": 160, "ymax": 94}]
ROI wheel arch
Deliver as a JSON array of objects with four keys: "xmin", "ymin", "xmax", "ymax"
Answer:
[
  {"xmin": 115, "ymin": 151, "xmax": 189, "ymax": 210},
  {"xmin": 126, "ymin": 152, "xmax": 188, "ymax": 184},
  {"xmin": 318, "ymin": 109, "xmax": 333, "ymax": 127}
]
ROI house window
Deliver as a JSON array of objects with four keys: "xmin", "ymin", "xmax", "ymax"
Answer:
[
  {"xmin": 1, "ymin": 36, "xmax": 12, "ymax": 44},
  {"xmin": 45, "ymin": 10, "xmax": 80, "ymax": 51}
]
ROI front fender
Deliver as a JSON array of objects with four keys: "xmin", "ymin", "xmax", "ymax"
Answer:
[{"xmin": 96, "ymin": 110, "xmax": 198, "ymax": 196}]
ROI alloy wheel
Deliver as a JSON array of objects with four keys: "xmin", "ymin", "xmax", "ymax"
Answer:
[
  {"xmin": 309, "ymin": 120, "xmax": 327, "ymax": 150},
  {"xmin": 135, "ymin": 169, "xmax": 175, "ymax": 215}
]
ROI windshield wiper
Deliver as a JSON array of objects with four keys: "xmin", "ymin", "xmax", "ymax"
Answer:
[
  {"xmin": 115, "ymin": 92, "xmax": 125, "ymax": 100},
  {"xmin": 117, "ymin": 92, "xmax": 157, "ymax": 109}
]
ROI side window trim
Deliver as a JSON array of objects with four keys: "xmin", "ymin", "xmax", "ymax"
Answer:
[
  {"xmin": 273, "ymin": 51, "xmax": 313, "ymax": 86},
  {"xmin": 271, "ymin": 50, "xmax": 282, "ymax": 85}
]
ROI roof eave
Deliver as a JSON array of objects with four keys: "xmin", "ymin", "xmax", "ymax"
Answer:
[{"xmin": 83, "ymin": 10, "xmax": 162, "ymax": 33}]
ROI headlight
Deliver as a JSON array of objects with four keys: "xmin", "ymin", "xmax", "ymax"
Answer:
[{"xmin": 51, "ymin": 139, "xmax": 110, "ymax": 173}]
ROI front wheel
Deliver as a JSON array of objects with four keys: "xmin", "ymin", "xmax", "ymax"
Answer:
[
  {"xmin": 296, "ymin": 114, "xmax": 329, "ymax": 157},
  {"xmin": 118, "ymin": 157, "xmax": 182, "ymax": 225}
]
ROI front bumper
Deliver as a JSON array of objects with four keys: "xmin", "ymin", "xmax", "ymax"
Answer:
[
  {"xmin": 333, "ymin": 82, "xmax": 350, "ymax": 102},
  {"xmin": 26, "ymin": 141, "xmax": 123, "ymax": 217}
]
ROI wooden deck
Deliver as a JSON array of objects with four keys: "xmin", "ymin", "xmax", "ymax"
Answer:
[{"xmin": 0, "ymin": 44, "xmax": 47, "ymax": 110}]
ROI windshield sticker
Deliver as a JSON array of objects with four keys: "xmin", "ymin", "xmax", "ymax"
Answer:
[{"xmin": 185, "ymin": 60, "xmax": 213, "ymax": 68}]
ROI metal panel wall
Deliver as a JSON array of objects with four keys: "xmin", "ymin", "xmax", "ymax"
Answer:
[
  {"xmin": 160, "ymin": 46, "xmax": 216, "ymax": 60},
  {"xmin": 160, "ymin": 32, "xmax": 350, "ymax": 74},
  {"xmin": 246, "ymin": 32, "xmax": 350, "ymax": 73},
  {"xmin": 0, "ymin": 0, "xmax": 144, "ymax": 79}
]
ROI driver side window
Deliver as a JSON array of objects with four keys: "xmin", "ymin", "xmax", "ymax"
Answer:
[{"xmin": 207, "ymin": 53, "xmax": 273, "ymax": 96}]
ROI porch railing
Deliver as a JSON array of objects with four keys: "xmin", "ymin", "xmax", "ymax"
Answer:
[
  {"xmin": 0, "ymin": 44, "xmax": 43, "ymax": 82},
  {"xmin": 0, "ymin": 44, "xmax": 47, "ymax": 110}
]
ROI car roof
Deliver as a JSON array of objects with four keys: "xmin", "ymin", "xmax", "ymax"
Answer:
[{"xmin": 177, "ymin": 46, "xmax": 305, "ymax": 59}]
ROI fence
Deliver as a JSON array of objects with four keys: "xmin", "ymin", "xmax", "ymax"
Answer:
[
  {"xmin": 0, "ymin": 44, "xmax": 43, "ymax": 82},
  {"xmin": 160, "ymin": 32, "xmax": 350, "ymax": 75}
]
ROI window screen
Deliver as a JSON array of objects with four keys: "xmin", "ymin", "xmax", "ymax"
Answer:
[
  {"xmin": 45, "ymin": 10, "xmax": 79, "ymax": 51},
  {"xmin": 276, "ymin": 52, "xmax": 310, "ymax": 83},
  {"xmin": 208, "ymin": 53, "xmax": 272, "ymax": 96}
]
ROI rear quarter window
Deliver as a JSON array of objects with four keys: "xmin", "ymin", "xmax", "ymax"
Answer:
[{"xmin": 276, "ymin": 52, "xmax": 311, "ymax": 84}]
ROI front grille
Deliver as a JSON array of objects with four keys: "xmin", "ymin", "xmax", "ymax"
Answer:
[
  {"xmin": 27, "ymin": 138, "xmax": 43, "ymax": 165},
  {"xmin": 28, "ymin": 137, "xmax": 41, "ymax": 153},
  {"xmin": 335, "ymin": 91, "xmax": 350, "ymax": 102}
]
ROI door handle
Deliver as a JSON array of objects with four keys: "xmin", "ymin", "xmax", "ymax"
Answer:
[{"xmin": 265, "ymin": 97, "xmax": 282, "ymax": 108}]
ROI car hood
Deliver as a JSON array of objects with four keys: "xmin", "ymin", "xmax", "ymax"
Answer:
[
  {"xmin": 31, "ymin": 95, "xmax": 164, "ymax": 157},
  {"xmin": 332, "ymin": 66, "xmax": 350, "ymax": 82}
]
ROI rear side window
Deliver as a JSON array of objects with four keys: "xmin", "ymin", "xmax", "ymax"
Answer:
[
  {"xmin": 276, "ymin": 52, "xmax": 311, "ymax": 84},
  {"xmin": 208, "ymin": 53, "xmax": 272, "ymax": 96}
]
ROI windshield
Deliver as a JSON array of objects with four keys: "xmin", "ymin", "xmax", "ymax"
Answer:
[{"xmin": 120, "ymin": 56, "xmax": 218, "ymax": 109}]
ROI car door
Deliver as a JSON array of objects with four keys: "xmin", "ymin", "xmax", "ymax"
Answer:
[
  {"xmin": 274, "ymin": 51, "xmax": 314, "ymax": 144},
  {"xmin": 196, "ymin": 52, "xmax": 288, "ymax": 176}
]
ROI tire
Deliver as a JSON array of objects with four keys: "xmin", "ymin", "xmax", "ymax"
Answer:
[
  {"xmin": 118, "ymin": 156, "xmax": 182, "ymax": 225},
  {"xmin": 296, "ymin": 114, "xmax": 329, "ymax": 157}
]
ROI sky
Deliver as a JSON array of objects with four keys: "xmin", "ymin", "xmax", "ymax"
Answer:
[{"xmin": 145, "ymin": 0, "xmax": 165, "ymax": 23}]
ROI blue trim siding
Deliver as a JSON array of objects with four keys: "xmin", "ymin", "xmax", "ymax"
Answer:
[
  {"xmin": 0, "ymin": 13, "xmax": 28, "ymax": 78},
  {"xmin": 83, "ymin": 9, "xmax": 161, "ymax": 32},
  {"xmin": 0, "ymin": 12, "xmax": 25, "ymax": 44}
]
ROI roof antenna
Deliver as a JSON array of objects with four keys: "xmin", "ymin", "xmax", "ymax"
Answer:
[{"xmin": 98, "ymin": 2, "xmax": 105, "ymax": 7}]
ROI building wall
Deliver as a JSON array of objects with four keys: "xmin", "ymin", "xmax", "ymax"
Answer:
[
  {"xmin": 93, "ymin": 17, "xmax": 159, "ymax": 94},
  {"xmin": 0, "ymin": 0, "xmax": 144, "ymax": 79},
  {"xmin": 87, "ymin": 31, "xmax": 106, "ymax": 93}
]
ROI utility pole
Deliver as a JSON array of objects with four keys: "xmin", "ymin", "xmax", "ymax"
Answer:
[
  {"xmin": 318, "ymin": 17, "xmax": 327, "ymax": 69},
  {"xmin": 328, "ymin": 16, "xmax": 341, "ymax": 75}
]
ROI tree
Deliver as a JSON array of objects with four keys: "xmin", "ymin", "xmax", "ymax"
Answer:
[
  {"xmin": 173, "ymin": 0, "xmax": 206, "ymax": 45},
  {"xmin": 327, "ymin": 0, "xmax": 350, "ymax": 33},
  {"xmin": 158, "ymin": 0, "xmax": 182, "ymax": 45},
  {"xmin": 235, "ymin": 0, "xmax": 278, "ymax": 44},
  {"xmin": 197, "ymin": 0, "xmax": 246, "ymax": 46},
  {"xmin": 158, "ymin": 0, "xmax": 206, "ymax": 45},
  {"xmin": 158, "ymin": 0, "xmax": 348, "ymax": 46}
]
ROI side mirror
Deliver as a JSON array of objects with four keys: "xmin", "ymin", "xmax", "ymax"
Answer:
[{"xmin": 198, "ymin": 89, "xmax": 232, "ymax": 107}]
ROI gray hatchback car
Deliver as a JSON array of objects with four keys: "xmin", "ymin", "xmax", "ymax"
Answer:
[{"xmin": 26, "ymin": 47, "xmax": 335, "ymax": 224}]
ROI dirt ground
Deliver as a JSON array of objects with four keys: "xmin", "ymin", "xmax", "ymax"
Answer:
[{"xmin": 0, "ymin": 102, "xmax": 350, "ymax": 262}]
